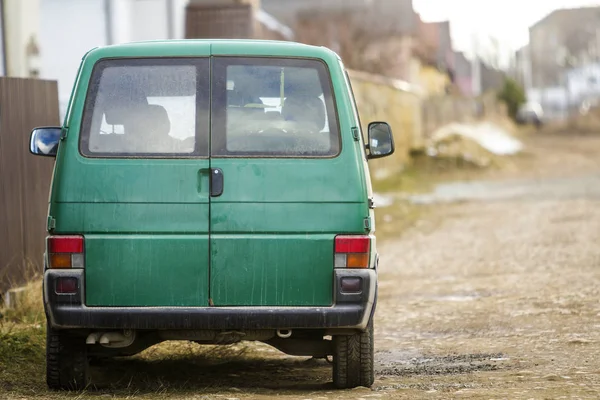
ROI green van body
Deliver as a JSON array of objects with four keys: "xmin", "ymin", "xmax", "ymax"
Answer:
[{"xmin": 36, "ymin": 40, "xmax": 393, "ymax": 390}]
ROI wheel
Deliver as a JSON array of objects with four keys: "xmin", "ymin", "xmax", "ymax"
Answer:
[
  {"xmin": 46, "ymin": 324, "xmax": 89, "ymax": 390},
  {"xmin": 332, "ymin": 321, "xmax": 374, "ymax": 389}
]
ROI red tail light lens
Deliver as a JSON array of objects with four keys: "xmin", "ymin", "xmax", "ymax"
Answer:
[
  {"xmin": 335, "ymin": 235, "xmax": 370, "ymax": 269},
  {"xmin": 47, "ymin": 236, "xmax": 84, "ymax": 269},
  {"xmin": 335, "ymin": 236, "xmax": 370, "ymax": 253},
  {"xmin": 48, "ymin": 236, "xmax": 84, "ymax": 253}
]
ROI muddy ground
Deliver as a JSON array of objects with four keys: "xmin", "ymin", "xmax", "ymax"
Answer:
[
  {"xmin": 372, "ymin": 132, "xmax": 600, "ymax": 399},
  {"xmin": 3, "ymin": 130, "xmax": 600, "ymax": 399}
]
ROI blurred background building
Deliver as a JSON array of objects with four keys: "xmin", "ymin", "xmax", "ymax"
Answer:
[
  {"xmin": 1, "ymin": 1, "xmax": 599, "ymax": 122},
  {"xmin": 0, "ymin": 0, "xmax": 517, "ymax": 120},
  {"xmin": 515, "ymin": 6, "xmax": 600, "ymax": 119}
]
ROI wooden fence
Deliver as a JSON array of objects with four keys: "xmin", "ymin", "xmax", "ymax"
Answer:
[{"xmin": 0, "ymin": 78, "xmax": 60, "ymax": 294}]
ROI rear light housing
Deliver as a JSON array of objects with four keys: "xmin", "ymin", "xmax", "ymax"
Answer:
[
  {"xmin": 47, "ymin": 235, "xmax": 85, "ymax": 269},
  {"xmin": 340, "ymin": 277, "xmax": 363, "ymax": 293},
  {"xmin": 335, "ymin": 235, "xmax": 371, "ymax": 269},
  {"xmin": 55, "ymin": 277, "xmax": 79, "ymax": 294}
]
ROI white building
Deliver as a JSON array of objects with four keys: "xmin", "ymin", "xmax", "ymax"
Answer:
[
  {"xmin": 38, "ymin": 0, "xmax": 189, "ymax": 120},
  {"xmin": 566, "ymin": 62, "xmax": 600, "ymax": 105},
  {"xmin": 2, "ymin": 0, "xmax": 41, "ymax": 78},
  {"xmin": 0, "ymin": 2, "xmax": 5, "ymax": 76}
]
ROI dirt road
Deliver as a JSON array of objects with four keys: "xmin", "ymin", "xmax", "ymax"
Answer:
[
  {"xmin": 373, "ymin": 199, "xmax": 600, "ymax": 396},
  {"xmin": 375, "ymin": 131, "xmax": 600, "ymax": 399},
  {"xmin": 4, "ymin": 131, "xmax": 600, "ymax": 399},
  {"xmin": 372, "ymin": 132, "xmax": 600, "ymax": 399}
]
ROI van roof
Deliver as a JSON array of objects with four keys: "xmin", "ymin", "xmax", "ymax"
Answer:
[{"xmin": 84, "ymin": 39, "xmax": 342, "ymax": 62}]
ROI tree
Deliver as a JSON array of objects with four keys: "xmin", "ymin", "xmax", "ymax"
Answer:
[
  {"xmin": 497, "ymin": 78, "xmax": 526, "ymax": 120},
  {"xmin": 293, "ymin": 10, "xmax": 411, "ymax": 79}
]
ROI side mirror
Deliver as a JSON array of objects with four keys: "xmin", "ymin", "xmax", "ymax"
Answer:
[
  {"xmin": 30, "ymin": 127, "xmax": 62, "ymax": 157},
  {"xmin": 367, "ymin": 122, "xmax": 395, "ymax": 159}
]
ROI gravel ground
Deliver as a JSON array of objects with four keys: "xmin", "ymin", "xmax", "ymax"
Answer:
[
  {"xmin": 5, "ymin": 131, "xmax": 600, "ymax": 400},
  {"xmin": 372, "ymin": 132, "xmax": 600, "ymax": 399}
]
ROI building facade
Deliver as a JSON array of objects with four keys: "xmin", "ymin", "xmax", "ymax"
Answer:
[
  {"xmin": 529, "ymin": 6, "xmax": 600, "ymax": 89},
  {"xmin": 3, "ymin": 0, "xmax": 41, "ymax": 78},
  {"xmin": 38, "ymin": 0, "xmax": 188, "ymax": 119},
  {"xmin": 566, "ymin": 62, "xmax": 600, "ymax": 104}
]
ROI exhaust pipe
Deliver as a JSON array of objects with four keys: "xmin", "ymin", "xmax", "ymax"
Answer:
[
  {"xmin": 276, "ymin": 329, "xmax": 292, "ymax": 339},
  {"xmin": 85, "ymin": 330, "xmax": 135, "ymax": 348}
]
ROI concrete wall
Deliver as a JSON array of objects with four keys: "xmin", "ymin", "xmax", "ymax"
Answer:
[
  {"xmin": 418, "ymin": 65, "xmax": 450, "ymax": 97},
  {"xmin": 348, "ymin": 69, "xmax": 422, "ymax": 178},
  {"xmin": 347, "ymin": 69, "xmax": 507, "ymax": 179},
  {"xmin": 422, "ymin": 92, "xmax": 506, "ymax": 138}
]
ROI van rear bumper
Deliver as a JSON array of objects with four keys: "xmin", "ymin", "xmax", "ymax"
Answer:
[{"xmin": 44, "ymin": 269, "xmax": 376, "ymax": 331}]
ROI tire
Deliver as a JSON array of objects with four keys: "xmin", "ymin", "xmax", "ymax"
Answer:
[
  {"xmin": 332, "ymin": 321, "xmax": 374, "ymax": 389},
  {"xmin": 46, "ymin": 324, "xmax": 89, "ymax": 390}
]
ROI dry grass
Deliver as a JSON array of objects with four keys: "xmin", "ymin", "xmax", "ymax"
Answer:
[
  {"xmin": 1, "ymin": 279, "xmax": 45, "ymax": 325},
  {"xmin": 0, "ymin": 280, "xmax": 46, "ymax": 397}
]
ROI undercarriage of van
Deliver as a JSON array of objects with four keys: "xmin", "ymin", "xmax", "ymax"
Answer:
[
  {"xmin": 44, "ymin": 268, "xmax": 377, "ymax": 391},
  {"xmin": 83, "ymin": 328, "xmax": 346, "ymax": 359}
]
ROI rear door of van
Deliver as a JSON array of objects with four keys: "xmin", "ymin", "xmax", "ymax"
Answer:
[
  {"xmin": 208, "ymin": 53, "xmax": 367, "ymax": 307},
  {"xmin": 69, "ymin": 55, "xmax": 213, "ymax": 307}
]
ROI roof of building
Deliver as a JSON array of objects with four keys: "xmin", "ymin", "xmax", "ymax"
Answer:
[{"xmin": 530, "ymin": 6, "xmax": 600, "ymax": 31}]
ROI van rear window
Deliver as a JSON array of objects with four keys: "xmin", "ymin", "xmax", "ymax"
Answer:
[
  {"xmin": 211, "ymin": 57, "xmax": 340, "ymax": 157},
  {"xmin": 80, "ymin": 58, "xmax": 210, "ymax": 158},
  {"xmin": 79, "ymin": 57, "xmax": 339, "ymax": 158}
]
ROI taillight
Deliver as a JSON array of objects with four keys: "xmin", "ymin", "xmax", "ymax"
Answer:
[
  {"xmin": 335, "ymin": 235, "xmax": 370, "ymax": 269},
  {"xmin": 47, "ymin": 236, "xmax": 84, "ymax": 269}
]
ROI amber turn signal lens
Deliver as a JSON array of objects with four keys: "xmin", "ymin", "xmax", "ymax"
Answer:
[
  {"xmin": 50, "ymin": 254, "xmax": 72, "ymax": 269},
  {"xmin": 346, "ymin": 253, "xmax": 369, "ymax": 268}
]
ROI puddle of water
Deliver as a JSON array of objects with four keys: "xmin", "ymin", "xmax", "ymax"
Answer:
[
  {"xmin": 402, "ymin": 180, "xmax": 532, "ymax": 205},
  {"xmin": 401, "ymin": 175, "xmax": 600, "ymax": 205}
]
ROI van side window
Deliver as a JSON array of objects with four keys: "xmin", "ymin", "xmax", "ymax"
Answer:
[
  {"xmin": 80, "ymin": 59, "xmax": 210, "ymax": 157},
  {"xmin": 211, "ymin": 57, "xmax": 341, "ymax": 157}
]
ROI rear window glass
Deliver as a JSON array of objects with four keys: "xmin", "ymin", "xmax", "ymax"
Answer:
[
  {"xmin": 211, "ymin": 57, "xmax": 340, "ymax": 157},
  {"xmin": 79, "ymin": 57, "xmax": 339, "ymax": 158},
  {"xmin": 80, "ymin": 58, "xmax": 210, "ymax": 157}
]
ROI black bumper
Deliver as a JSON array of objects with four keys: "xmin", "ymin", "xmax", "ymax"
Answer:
[{"xmin": 44, "ymin": 269, "xmax": 376, "ymax": 331}]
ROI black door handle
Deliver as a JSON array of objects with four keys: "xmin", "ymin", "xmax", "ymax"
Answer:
[{"xmin": 210, "ymin": 168, "xmax": 224, "ymax": 197}]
